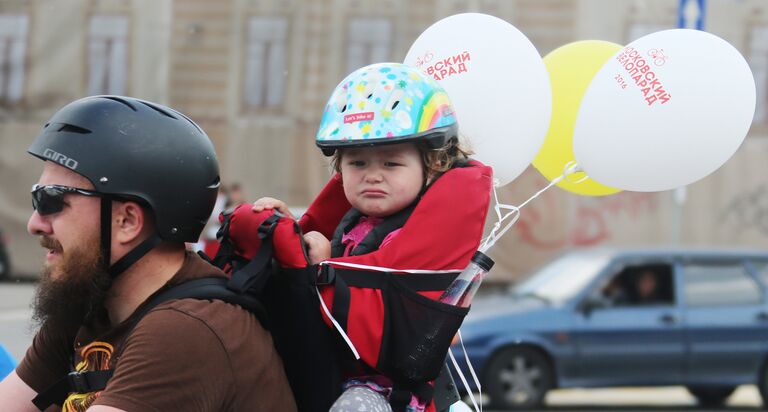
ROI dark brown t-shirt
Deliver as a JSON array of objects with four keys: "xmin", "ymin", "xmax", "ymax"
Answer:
[{"xmin": 17, "ymin": 252, "xmax": 297, "ymax": 412}]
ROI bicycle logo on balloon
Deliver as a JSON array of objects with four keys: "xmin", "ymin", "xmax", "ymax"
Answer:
[
  {"xmin": 414, "ymin": 52, "xmax": 434, "ymax": 68},
  {"xmin": 647, "ymin": 48, "xmax": 668, "ymax": 66}
]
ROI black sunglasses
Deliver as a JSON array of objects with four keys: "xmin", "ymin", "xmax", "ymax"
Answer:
[{"xmin": 31, "ymin": 184, "xmax": 103, "ymax": 216}]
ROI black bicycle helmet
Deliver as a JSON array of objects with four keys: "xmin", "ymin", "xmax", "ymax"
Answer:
[{"xmin": 28, "ymin": 95, "xmax": 219, "ymax": 277}]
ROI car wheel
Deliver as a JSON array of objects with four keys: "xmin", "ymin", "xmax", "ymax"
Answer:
[
  {"xmin": 687, "ymin": 386, "xmax": 735, "ymax": 407},
  {"xmin": 485, "ymin": 346, "xmax": 553, "ymax": 410}
]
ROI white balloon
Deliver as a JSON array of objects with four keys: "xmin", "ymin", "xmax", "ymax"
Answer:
[
  {"xmin": 405, "ymin": 13, "xmax": 551, "ymax": 187},
  {"xmin": 573, "ymin": 29, "xmax": 756, "ymax": 192}
]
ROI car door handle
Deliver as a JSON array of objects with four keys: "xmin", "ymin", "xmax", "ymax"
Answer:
[{"xmin": 660, "ymin": 314, "xmax": 678, "ymax": 324}]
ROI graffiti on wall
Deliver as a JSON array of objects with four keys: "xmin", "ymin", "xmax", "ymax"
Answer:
[
  {"xmin": 516, "ymin": 190, "xmax": 658, "ymax": 250},
  {"xmin": 721, "ymin": 184, "xmax": 768, "ymax": 237}
]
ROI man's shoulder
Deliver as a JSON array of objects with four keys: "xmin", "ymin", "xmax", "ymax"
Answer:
[
  {"xmin": 98, "ymin": 298, "xmax": 291, "ymax": 411},
  {"xmin": 139, "ymin": 298, "xmax": 267, "ymax": 343},
  {"xmin": 118, "ymin": 298, "xmax": 275, "ymax": 374}
]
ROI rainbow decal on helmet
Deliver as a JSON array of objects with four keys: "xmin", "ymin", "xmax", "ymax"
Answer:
[
  {"xmin": 417, "ymin": 91, "xmax": 454, "ymax": 133},
  {"xmin": 316, "ymin": 63, "xmax": 457, "ymax": 148}
]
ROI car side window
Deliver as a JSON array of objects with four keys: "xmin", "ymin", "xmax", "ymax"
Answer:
[
  {"xmin": 599, "ymin": 263, "xmax": 674, "ymax": 307},
  {"xmin": 754, "ymin": 260, "xmax": 768, "ymax": 289},
  {"xmin": 683, "ymin": 262, "xmax": 761, "ymax": 306}
]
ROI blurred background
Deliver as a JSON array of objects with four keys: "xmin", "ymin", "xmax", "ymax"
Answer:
[{"xmin": 0, "ymin": 0, "xmax": 767, "ymax": 282}]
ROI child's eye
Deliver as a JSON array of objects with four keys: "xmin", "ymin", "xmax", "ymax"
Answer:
[
  {"xmin": 384, "ymin": 162, "xmax": 402, "ymax": 167},
  {"xmin": 348, "ymin": 160, "xmax": 366, "ymax": 167}
]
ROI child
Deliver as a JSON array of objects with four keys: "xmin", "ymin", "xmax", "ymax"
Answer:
[{"xmin": 240, "ymin": 63, "xmax": 492, "ymax": 412}]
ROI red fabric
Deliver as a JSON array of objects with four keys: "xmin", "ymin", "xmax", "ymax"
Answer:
[
  {"xmin": 202, "ymin": 238, "xmax": 220, "ymax": 259},
  {"xmin": 306, "ymin": 161, "xmax": 493, "ymax": 384},
  {"xmin": 224, "ymin": 205, "xmax": 309, "ymax": 269},
  {"xmin": 298, "ymin": 173, "xmax": 351, "ymax": 239}
]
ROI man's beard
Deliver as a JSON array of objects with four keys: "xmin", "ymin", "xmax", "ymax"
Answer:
[{"xmin": 32, "ymin": 234, "xmax": 111, "ymax": 332}]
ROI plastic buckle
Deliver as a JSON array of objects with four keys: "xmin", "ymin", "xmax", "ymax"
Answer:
[
  {"xmin": 67, "ymin": 371, "xmax": 91, "ymax": 394},
  {"xmin": 315, "ymin": 264, "xmax": 336, "ymax": 286}
]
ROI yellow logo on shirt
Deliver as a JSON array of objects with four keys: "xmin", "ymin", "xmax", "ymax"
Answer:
[{"xmin": 63, "ymin": 341, "xmax": 114, "ymax": 412}]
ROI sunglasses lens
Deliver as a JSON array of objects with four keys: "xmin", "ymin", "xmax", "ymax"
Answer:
[{"xmin": 32, "ymin": 187, "xmax": 65, "ymax": 215}]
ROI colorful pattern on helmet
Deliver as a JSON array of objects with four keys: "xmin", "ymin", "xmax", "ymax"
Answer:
[{"xmin": 316, "ymin": 63, "xmax": 457, "ymax": 149}]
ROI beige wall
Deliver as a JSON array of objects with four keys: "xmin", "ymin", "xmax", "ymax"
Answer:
[{"xmin": 1, "ymin": 0, "xmax": 767, "ymax": 280}]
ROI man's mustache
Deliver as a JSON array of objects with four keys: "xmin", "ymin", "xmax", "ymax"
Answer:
[{"xmin": 39, "ymin": 236, "xmax": 63, "ymax": 253}]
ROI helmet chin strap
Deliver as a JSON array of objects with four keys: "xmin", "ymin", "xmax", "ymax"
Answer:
[{"xmin": 99, "ymin": 197, "xmax": 163, "ymax": 281}]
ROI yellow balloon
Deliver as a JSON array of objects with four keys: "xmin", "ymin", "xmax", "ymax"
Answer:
[{"xmin": 533, "ymin": 40, "xmax": 623, "ymax": 196}]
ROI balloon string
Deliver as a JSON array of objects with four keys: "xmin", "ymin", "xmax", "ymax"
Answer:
[{"xmin": 480, "ymin": 163, "xmax": 583, "ymax": 253}]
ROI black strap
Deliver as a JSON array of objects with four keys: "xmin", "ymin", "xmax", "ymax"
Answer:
[
  {"xmin": 227, "ymin": 214, "xmax": 279, "ymax": 294},
  {"xmin": 322, "ymin": 266, "xmax": 459, "ymax": 341},
  {"xmin": 134, "ymin": 276, "xmax": 269, "ymax": 326},
  {"xmin": 33, "ymin": 370, "xmax": 114, "ymax": 410},
  {"xmin": 329, "ymin": 266, "xmax": 351, "ymax": 332},
  {"xmin": 109, "ymin": 235, "xmax": 163, "ymax": 278},
  {"xmin": 99, "ymin": 197, "xmax": 112, "ymax": 277},
  {"xmin": 321, "ymin": 267, "xmax": 459, "ymax": 291}
]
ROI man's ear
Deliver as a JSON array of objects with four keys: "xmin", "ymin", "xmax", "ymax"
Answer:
[{"xmin": 112, "ymin": 201, "xmax": 146, "ymax": 245}]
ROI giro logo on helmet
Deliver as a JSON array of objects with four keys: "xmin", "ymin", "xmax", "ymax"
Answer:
[{"xmin": 42, "ymin": 148, "xmax": 79, "ymax": 170}]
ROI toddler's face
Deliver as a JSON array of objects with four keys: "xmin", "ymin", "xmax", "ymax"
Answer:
[{"xmin": 340, "ymin": 143, "xmax": 424, "ymax": 217}]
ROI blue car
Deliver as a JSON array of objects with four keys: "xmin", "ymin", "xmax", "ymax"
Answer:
[{"xmin": 452, "ymin": 247, "xmax": 768, "ymax": 410}]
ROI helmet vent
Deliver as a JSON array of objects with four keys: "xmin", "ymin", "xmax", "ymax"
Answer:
[
  {"xmin": 207, "ymin": 175, "xmax": 221, "ymax": 189},
  {"xmin": 101, "ymin": 96, "xmax": 137, "ymax": 111},
  {"xmin": 173, "ymin": 110, "xmax": 205, "ymax": 134},
  {"xmin": 140, "ymin": 101, "xmax": 177, "ymax": 120},
  {"xmin": 57, "ymin": 123, "xmax": 92, "ymax": 134}
]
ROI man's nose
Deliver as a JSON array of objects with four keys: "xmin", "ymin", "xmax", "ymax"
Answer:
[{"xmin": 27, "ymin": 210, "xmax": 52, "ymax": 236}]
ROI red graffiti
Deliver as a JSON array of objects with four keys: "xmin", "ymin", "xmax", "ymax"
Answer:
[{"xmin": 516, "ymin": 192, "xmax": 658, "ymax": 251}]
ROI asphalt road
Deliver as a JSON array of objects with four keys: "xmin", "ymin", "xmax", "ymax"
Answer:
[{"xmin": 0, "ymin": 281, "xmax": 764, "ymax": 411}]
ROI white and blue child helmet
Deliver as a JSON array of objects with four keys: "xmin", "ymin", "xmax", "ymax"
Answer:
[{"xmin": 316, "ymin": 62, "xmax": 458, "ymax": 156}]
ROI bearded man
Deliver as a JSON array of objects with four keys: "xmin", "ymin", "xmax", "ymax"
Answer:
[{"xmin": 0, "ymin": 96, "xmax": 296, "ymax": 412}]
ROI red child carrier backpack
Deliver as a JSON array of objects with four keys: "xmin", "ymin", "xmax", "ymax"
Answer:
[{"xmin": 217, "ymin": 160, "xmax": 492, "ymax": 412}]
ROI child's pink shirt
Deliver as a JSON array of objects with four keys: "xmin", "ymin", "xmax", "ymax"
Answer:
[{"xmin": 340, "ymin": 216, "xmax": 401, "ymax": 256}]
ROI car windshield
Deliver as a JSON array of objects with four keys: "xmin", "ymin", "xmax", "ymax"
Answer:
[{"xmin": 511, "ymin": 252, "xmax": 610, "ymax": 303}]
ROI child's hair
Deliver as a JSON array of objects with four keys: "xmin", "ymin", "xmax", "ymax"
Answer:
[{"xmin": 331, "ymin": 137, "xmax": 473, "ymax": 182}]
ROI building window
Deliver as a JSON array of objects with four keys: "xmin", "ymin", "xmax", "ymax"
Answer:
[
  {"xmin": 0, "ymin": 14, "xmax": 28, "ymax": 104},
  {"xmin": 749, "ymin": 26, "xmax": 768, "ymax": 124},
  {"xmin": 88, "ymin": 15, "xmax": 128, "ymax": 96},
  {"xmin": 346, "ymin": 18, "xmax": 391, "ymax": 74},
  {"xmin": 244, "ymin": 17, "xmax": 288, "ymax": 109}
]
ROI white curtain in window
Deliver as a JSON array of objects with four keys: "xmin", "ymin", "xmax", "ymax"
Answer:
[
  {"xmin": 0, "ymin": 14, "xmax": 29, "ymax": 102},
  {"xmin": 88, "ymin": 15, "xmax": 128, "ymax": 96},
  {"xmin": 245, "ymin": 17, "xmax": 288, "ymax": 108},
  {"xmin": 346, "ymin": 18, "xmax": 391, "ymax": 74}
]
